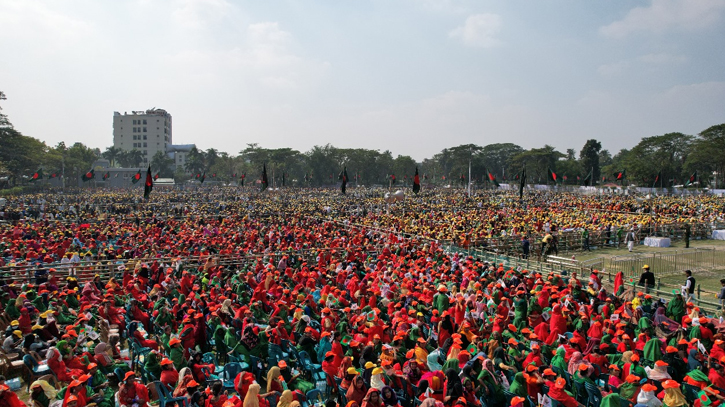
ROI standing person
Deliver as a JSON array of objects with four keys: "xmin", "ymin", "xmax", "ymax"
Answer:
[
  {"xmin": 638, "ymin": 265, "xmax": 655, "ymax": 291},
  {"xmin": 685, "ymin": 223, "xmax": 691, "ymax": 249},
  {"xmin": 625, "ymin": 229, "xmax": 636, "ymax": 252},
  {"xmin": 521, "ymin": 236, "xmax": 530, "ymax": 259},
  {"xmin": 681, "ymin": 270, "xmax": 696, "ymax": 303},
  {"xmin": 582, "ymin": 228, "xmax": 590, "ymax": 252},
  {"xmin": 717, "ymin": 279, "xmax": 725, "ymax": 311}
]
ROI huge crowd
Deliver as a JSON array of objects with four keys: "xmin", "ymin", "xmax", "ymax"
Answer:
[{"xmin": 0, "ymin": 188, "xmax": 724, "ymax": 407}]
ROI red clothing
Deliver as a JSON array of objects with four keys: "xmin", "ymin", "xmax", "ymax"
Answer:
[
  {"xmin": 160, "ymin": 369, "xmax": 179, "ymax": 389},
  {"xmin": 548, "ymin": 386, "xmax": 579, "ymax": 407},
  {"xmin": 118, "ymin": 382, "xmax": 150, "ymax": 407},
  {"xmin": 709, "ymin": 369, "xmax": 725, "ymax": 390}
]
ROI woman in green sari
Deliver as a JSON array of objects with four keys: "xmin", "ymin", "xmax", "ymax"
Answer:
[
  {"xmin": 643, "ymin": 338, "xmax": 663, "ymax": 363},
  {"xmin": 442, "ymin": 358, "xmax": 461, "ymax": 375},
  {"xmin": 508, "ymin": 372, "xmax": 527, "ymax": 398},
  {"xmin": 144, "ymin": 351, "xmax": 162, "ymax": 380},
  {"xmin": 618, "ymin": 375, "xmax": 641, "ymax": 403},
  {"xmin": 666, "ymin": 294, "xmax": 686, "ymax": 323},
  {"xmin": 551, "ymin": 347, "xmax": 568, "ymax": 374}
]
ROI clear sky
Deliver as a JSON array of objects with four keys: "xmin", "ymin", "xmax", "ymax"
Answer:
[{"xmin": 1, "ymin": 0, "xmax": 724, "ymax": 161}]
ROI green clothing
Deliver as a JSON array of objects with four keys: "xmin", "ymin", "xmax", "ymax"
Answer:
[
  {"xmin": 5, "ymin": 302, "xmax": 20, "ymax": 319},
  {"xmin": 618, "ymin": 382, "xmax": 639, "ymax": 401},
  {"xmin": 643, "ymin": 338, "xmax": 663, "ymax": 362},
  {"xmin": 145, "ymin": 352, "xmax": 162, "ymax": 380},
  {"xmin": 170, "ymin": 347, "xmax": 187, "ymax": 371},
  {"xmin": 508, "ymin": 372, "xmax": 527, "ymax": 397},
  {"xmin": 686, "ymin": 369, "xmax": 710, "ymax": 384},
  {"xmin": 433, "ymin": 293, "xmax": 450, "ymax": 314},
  {"xmin": 33, "ymin": 390, "xmax": 50, "ymax": 407},
  {"xmin": 666, "ymin": 295, "xmax": 686, "ymax": 322},
  {"xmin": 442, "ymin": 358, "xmax": 460, "ymax": 375},
  {"xmin": 599, "ymin": 393, "xmax": 621, "ymax": 407},
  {"xmin": 551, "ymin": 348, "xmax": 568, "ymax": 373}
]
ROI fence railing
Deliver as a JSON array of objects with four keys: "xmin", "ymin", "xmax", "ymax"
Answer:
[
  {"xmin": 441, "ymin": 245, "xmax": 724, "ymax": 315},
  {"xmin": 608, "ymin": 248, "xmax": 725, "ymax": 279}
]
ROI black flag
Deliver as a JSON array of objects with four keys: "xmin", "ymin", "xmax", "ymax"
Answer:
[
  {"xmin": 412, "ymin": 167, "xmax": 420, "ymax": 194},
  {"xmin": 519, "ymin": 166, "xmax": 526, "ymax": 199},
  {"xmin": 339, "ymin": 166, "xmax": 348, "ymax": 194},
  {"xmin": 653, "ymin": 170, "xmax": 661, "ymax": 188},
  {"xmin": 583, "ymin": 168, "xmax": 593, "ymax": 186},
  {"xmin": 261, "ymin": 163, "xmax": 269, "ymax": 191},
  {"xmin": 144, "ymin": 165, "xmax": 153, "ymax": 199}
]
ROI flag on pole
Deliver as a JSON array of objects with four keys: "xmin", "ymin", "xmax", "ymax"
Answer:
[
  {"xmin": 519, "ymin": 166, "xmax": 526, "ymax": 199},
  {"xmin": 547, "ymin": 168, "xmax": 558, "ymax": 183},
  {"xmin": 339, "ymin": 166, "xmax": 348, "ymax": 194},
  {"xmin": 583, "ymin": 168, "xmax": 593, "ymax": 186},
  {"xmin": 131, "ymin": 170, "xmax": 141, "ymax": 184},
  {"xmin": 240, "ymin": 173, "xmax": 245, "ymax": 186},
  {"xmin": 487, "ymin": 171, "xmax": 500, "ymax": 187},
  {"xmin": 144, "ymin": 165, "xmax": 153, "ymax": 199},
  {"xmin": 200, "ymin": 172, "xmax": 206, "ymax": 184},
  {"xmin": 261, "ymin": 163, "xmax": 268, "ymax": 191},
  {"xmin": 685, "ymin": 171, "xmax": 698, "ymax": 187},
  {"xmin": 653, "ymin": 170, "xmax": 661, "ymax": 188},
  {"xmin": 82, "ymin": 169, "xmax": 95, "ymax": 182},
  {"xmin": 412, "ymin": 167, "xmax": 421, "ymax": 194},
  {"xmin": 30, "ymin": 169, "xmax": 43, "ymax": 181}
]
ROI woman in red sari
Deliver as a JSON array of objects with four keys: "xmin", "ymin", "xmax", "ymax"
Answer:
[{"xmin": 46, "ymin": 347, "xmax": 84, "ymax": 382}]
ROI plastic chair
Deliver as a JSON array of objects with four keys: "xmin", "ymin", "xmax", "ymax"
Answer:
[
  {"xmin": 265, "ymin": 393, "xmax": 279, "ymax": 407},
  {"xmin": 584, "ymin": 382, "xmax": 602, "ymax": 407},
  {"xmin": 154, "ymin": 380, "xmax": 188, "ymax": 407},
  {"xmin": 306, "ymin": 389, "xmax": 323, "ymax": 405},
  {"xmin": 573, "ymin": 380, "xmax": 587, "ymax": 404},
  {"xmin": 23, "ymin": 354, "xmax": 52, "ymax": 390},
  {"xmin": 682, "ymin": 383, "xmax": 700, "ymax": 405},
  {"xmin": 222, "ymin": 362, "xmax": 242, "ymax": 392}
]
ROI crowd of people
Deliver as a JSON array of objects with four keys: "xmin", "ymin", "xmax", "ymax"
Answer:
[{"xmin": 0, "ymin": 188, "xmax": 724, "ymax": 407}]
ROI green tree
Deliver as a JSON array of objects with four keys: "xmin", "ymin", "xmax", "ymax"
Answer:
[
  {"xmin": 150, "ymin": 151, "xmax": 175, "ymax": 178},
  {"xmin": 685, "ymin": 124, "xmax": 725, "ymax": 188},
  {"xmin": 480, "ymin": 143, "xmax": 524, "ymax": 180},
  {"xmin": 579, "ymin": 139, "xmax": 602, "ymax": 184},
  {"xmin": 184, "ymin": 146, "xmax": 206, "ymax": 175},
  {"xmin": 624, "ymin": 133, "xmax": 692, "ymax": 187},
  {"xmin": 511, "ymin": 145, "xmax": 565, "ymax": 183},
  {"xmin": 102, "ymin": 146, "xmax": 123, "ymax": 167}
]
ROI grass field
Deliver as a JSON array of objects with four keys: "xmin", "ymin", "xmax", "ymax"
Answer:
[{"xmin": 570, "ymin": 238, "xmax": 725, "ymax": 299}]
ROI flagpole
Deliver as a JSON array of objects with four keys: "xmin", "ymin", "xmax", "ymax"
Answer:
[{"xmin": 467, "ymin": 160, "xmax": 471, "ymax": 197}]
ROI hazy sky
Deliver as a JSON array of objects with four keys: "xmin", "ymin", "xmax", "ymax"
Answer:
[{"xmin": 2, "ymin": 0, "xmax": 724, "ymax": 161}]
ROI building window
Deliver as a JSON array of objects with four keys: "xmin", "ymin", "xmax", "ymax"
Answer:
[
  {"xmin": 133, "ymin": 120, "xmax": 137, "ymax": 125},
  {"xmin": 143, "ymin": 142, "xmax": 147, "ymax": 147},
  {"xmin": 144, "ymin": 150, "xmax": 147, "ymax": 155},
  {"xmin": 143, "ymin": 135, "xmax": 147, "ymax": 140},
  {"xmin": 143, "ymin": 127, "xmax": 147, "ymax": 132},
  {"xmin": 143, "ymin": 120, "xmax": 147, "ymax": 124}
]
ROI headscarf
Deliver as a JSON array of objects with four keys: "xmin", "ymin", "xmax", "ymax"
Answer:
[
  {"xmin": 347, "ymin": 375, "xmax": 368, "ymax": 406},
  {"xmin": 173, "ymin": 368, "xmax": 194, "ymax": 397},
  {"xmin": 361, "ymin": 388, "xmax": 382, "ymax": 407},
  {"xmin": 380, "ymin": 386, "xmax": 398, "ymax": 407},
  {"xmin": 370, "ymin": 372, "xmax": 385, "ymax": 390},
  {"xmin": 441, "ymin": 358, "xmax": 460, "ymax": 375},
  {"xmin": 636, "ymin": 387, "xmax": 663, "ymax": 407},
  {"xmin": 277, "ymin": 390, "xmax": 294, "ymax": 407},
  {"xmin": 688, "ymin": 348, "xmax": 702, "ymax": 371},
  {"xmin": 642, "ymin": 338, "xmax": 662, "ymax": 362},
  {"xmin": 599, "ymin": 393, "xmax": 622, "ymax": 407},
  {"xmin": 30, "ymin": 380, "xmax": 57, "ymax": 400},
  {"xmin": 567, "ymin": 352, "xmax": 584, "ymax": 376},
  {"xmin": 267, "ymin": 366, "xmax": 281, "ymax": 393},
  {"xmin": 508, "ymin": 372, "xmax": 526, "ymax": 397},
  {"xmin": 551, "ymin": 347, "xmax": 567, "ymax": 373},
  {"xmin": 662, "ymin": 387, "xmax": 687, "ymax": 407},
  {"xmin": 646, "ymin": 365, "xmax": 671, "ymax": 381},
  {"xmin": 244, "ymin": 383, "xmax": 261, "ymax": 407}
]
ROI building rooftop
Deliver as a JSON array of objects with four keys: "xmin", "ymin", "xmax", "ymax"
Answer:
[{"xmin": 113, "ymin": 108, "xmax": 170, "ymax": 116}]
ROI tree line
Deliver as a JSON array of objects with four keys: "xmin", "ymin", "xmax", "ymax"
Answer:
[{"xmin": 1, "ymin": 91, "xmax": 724, "ymax": 188}]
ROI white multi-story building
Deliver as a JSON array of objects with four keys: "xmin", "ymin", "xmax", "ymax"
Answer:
[
  {"xmin": 113, "ymin": 109, "xmax": 194, "ymax": 172},
  {"xmin": 113, "ymin": 109, "xmax": 173, "ymax": 165}
]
